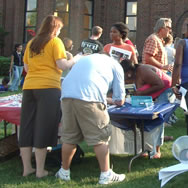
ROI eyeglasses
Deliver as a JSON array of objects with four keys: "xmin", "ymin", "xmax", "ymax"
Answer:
[{"xmin": 164, "ymin": 26, "xmax": 172, "ymax": 31}]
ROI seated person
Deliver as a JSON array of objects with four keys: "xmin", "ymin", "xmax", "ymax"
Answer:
[
  {"xmin": 121, "ymin": 59, "xmax": 175, "ymax": 158},
  {"xmin": 0, "ymin": 76, "xmax": 9, "ymax": 92}
]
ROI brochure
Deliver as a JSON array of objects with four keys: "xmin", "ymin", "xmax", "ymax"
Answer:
[{"xmin": 109, "ymin": 46, "xmax": 132, "ymax": 62}]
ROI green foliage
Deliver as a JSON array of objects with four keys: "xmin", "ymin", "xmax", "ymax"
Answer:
[{"xmin": 0, "ymin": 56, "xmax": 11, "ymax": 76}]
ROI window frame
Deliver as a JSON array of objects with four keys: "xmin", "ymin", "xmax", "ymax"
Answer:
[
  {"xmin": 83, "ymin": 0, "xmax": 94, "ymax": 38},
  {"xmin": 23, "ymin": 0, "xmax": 38, "ymax": 43},
  {"xmin": 53, "ymin": 0, "xmax": 71, "ymax": 37},
  {"xmin": 124, "ymin": 0, "xmax": 137, "ymax": 43}
]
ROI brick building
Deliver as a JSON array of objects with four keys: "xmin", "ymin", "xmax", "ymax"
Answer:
[{"xmin": 0, "ymin": 0, "xmax": 188, "ymax": 57}]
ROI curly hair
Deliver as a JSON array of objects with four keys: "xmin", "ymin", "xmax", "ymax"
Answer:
[{"xmin": 112, "ymin": 22, "xmax": 129, "ymax": 40}]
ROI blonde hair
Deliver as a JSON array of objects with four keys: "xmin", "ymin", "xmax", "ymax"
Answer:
[
  {"xmin": 30, "ymin": 15, "xmax": 63, "ymax": 55},
  {"xmin": 154, "ymin": 18, "xmax": 172, "ymax": 33},
  {"xmin": 164, "ymin": 34, "xmax": 173, "ymax": 45}
]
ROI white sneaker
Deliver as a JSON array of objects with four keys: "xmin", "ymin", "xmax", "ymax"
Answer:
[
  {"xmin": 99, "ymin": 169, "xmax": 126, "ymax": 185},
  {"xmin": 55, "ymin": 168, "xmax": 70, "ymax": 181}
]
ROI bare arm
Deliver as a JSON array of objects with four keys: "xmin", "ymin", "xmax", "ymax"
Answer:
[
  {"xmin": 9, "ymin": 55, "xmax": 14, "ymax": 72},
  {"xmin": 135, "ymin": 66, "xmax": 164, "ymax": 96},
  {"xmin": 171, "ymin": 39, "xmax": 185, "ymax": 87},
  {"xmin": 56, "ymin": 58, "xmax": 75, "ymax": 71},
  {"xmin": 145, "ymin": 53, "xmax": 171, "ymax": 71},
  {"xmin": 114, "ymin": 99, "xmax": 125, "ymax": 106},
  {"xmin": 131, "ymin": 53, "xmax": 138, "ymax": 64},
  {"xmin": 24, "ymin": 63, "xmax": 28, "ymax": 73}
]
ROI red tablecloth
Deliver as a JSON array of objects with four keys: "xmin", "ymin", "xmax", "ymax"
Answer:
[{"xmin": 0, "ymin": 94, "xmax": 22, "ymax": 125}]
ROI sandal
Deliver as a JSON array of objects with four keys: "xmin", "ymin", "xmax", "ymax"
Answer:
[
  {"xmin": 152, "ymin": 152, "xmax": 161, "ymax": 159},
  {"xmin": 164, "ymin": 136, "xmax": 174, "ymax": 142},
  {"xmin": 141, "ymin": 153, "xmax": 149, "ymax": 157}
]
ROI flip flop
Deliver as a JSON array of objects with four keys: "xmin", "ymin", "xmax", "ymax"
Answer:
[
  {"xmin": 141, "ymin": 153, "xmax": 149, "ymax": 157},
  {"xmin": 152, "ymin": 152, "xmax": 161, "ymax": 159},
  {"xmin": 164, "ymin": 136, "xmax": 174, "ymax": 142}
]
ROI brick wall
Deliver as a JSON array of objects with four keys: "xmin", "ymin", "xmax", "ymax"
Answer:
[
  {"xmin": 136, "ymin": 0, "xmax": 188, "ymax": 56},
  {"xmin": 1, "ymin": 0, "xmax": 188, "ymax": 57}
]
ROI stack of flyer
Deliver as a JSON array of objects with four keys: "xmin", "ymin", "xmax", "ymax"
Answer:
[{"xmin": 159, "ymin": 163, "xmax": 188, "ymax": 187}]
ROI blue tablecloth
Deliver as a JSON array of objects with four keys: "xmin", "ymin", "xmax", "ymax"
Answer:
[{"xmin": 108, "ymin": 102, "xmax": 179, "ymax": 132}]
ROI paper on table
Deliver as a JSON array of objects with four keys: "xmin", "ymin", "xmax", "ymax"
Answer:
[
  {"xmin": 125, "ymin": 97, "xmax": 131, "ymax": 104},
  {"xmin": 179, "ymin": 86, "xmax": 187, "ymax": 111}
]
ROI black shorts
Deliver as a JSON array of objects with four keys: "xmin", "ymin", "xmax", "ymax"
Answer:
[{"xmin": 19, "ymin": 88, "xmax": 61, "ymax": 148}]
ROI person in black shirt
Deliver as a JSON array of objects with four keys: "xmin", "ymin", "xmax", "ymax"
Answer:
[
  {"xmin": 9, "ymin": 44, "xmax": 24, "ymax": 91},
  {"xmin": 79, "ymin": 26, "xmax": 103, "ymax": 54}
]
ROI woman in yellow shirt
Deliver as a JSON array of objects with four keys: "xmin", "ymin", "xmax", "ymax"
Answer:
[{"xmin": 19, "ymin": 15, "xmax": 75, "ymax": 178}]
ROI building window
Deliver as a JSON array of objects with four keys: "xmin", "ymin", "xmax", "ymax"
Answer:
[
  {"xmin": 83, "ymin": 0, "xmax": 93, "ymax": 39},
  {"xmin": 125, "ymin": 1, "xmax": 137, "ymax": 44},
  {"xmin": 24, "ymin": 0, "xmax": 37, "ymax": 42},
  {"xmin": 54, "ymin": 0, "xmax": 70, "ymax": 37}
]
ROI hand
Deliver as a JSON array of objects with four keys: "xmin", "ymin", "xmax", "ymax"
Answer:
[
  {"xmin": 167, "ymin": 64, "xmax": 173, "ymax": 72},
  {"xmin": 133, "ymin": 90, "xmax": 142, "ymax": 96},
  {"xmin": 107, "ymin": 97, "xmax": 114, "ymax": 105},
  {"xmin": 162, "ymin": 64, "xmax": 173, "ymax": 71},
  {"xmin": 172, "ymin": 86, "xmax": 182, "ymax": 100},
  {"xmin": 66, "ymin": 51, "xmax": 73, "ymax": 60}
]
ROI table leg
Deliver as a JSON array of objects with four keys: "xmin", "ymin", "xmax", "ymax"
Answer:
[
  {"xmin": 3, "ymin": 120, "xmax": 9, "ymax": 138},
  {"xmin": 128, "ymin": 121, "xmax": 151, "ymax": 172},
  {"xmin": 133, "ymin": 121, "xmax": 137, "ymax": 155}
]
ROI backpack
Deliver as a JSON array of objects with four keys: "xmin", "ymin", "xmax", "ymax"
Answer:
[{"xmin": 45, "ymin": 144, "xmax": 84, "ymax": 167}]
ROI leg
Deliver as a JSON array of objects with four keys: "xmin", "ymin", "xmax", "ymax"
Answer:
[
  {"xmin": 19, "ymin": 90, "xmax": 36, "ymax": 176},
  {"xmin": 35, "ymin": 148, "xmax": 48, "ymax": 178},
  {"xmin": 17, "ymin": 66, "xmax": 23, "ymax": 88},
  {"xmin": 151, "ymin": 124, "xmax": 163, "ymax": 158},
  {"xmin": 55, "ymin": 143, "xmax": 76, "ymax": 181},
  {"xmin": 9, "ymin": 66, "xmax": 19, "ymax": 91},
  {"xmin": 94, "ymin": 143, "xmax": 126, "ymax": 185},
  {"xmin": 186, "ymin": 115, "xmax": 188, "ymax": 135},
  {"xmin": 94, "ymin": 143, "xmax": 110, "ymax": 172},
  {"xmin": 20, "ymin": 147, "xmax": 35, "ymax": 176},
  {"xmin": 61, "ymin": 143, "xmax": 77, "ymax": 170}
]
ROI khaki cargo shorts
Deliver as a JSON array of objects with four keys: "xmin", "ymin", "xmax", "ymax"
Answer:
[{"xmin": 61, "ymin": 98, "xmax": 111, "ymax": 146}]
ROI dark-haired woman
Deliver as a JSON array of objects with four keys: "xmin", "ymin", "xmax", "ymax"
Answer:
[
  {"xmin": 9, "ymin": 44, "xmax": 24, "ymax": 91},
  {"xmin": 104, "ymin": 22, "xmax": 138, "ymax": 64},
  {"xmin": 19, "ymin": 15, "xmax": 75, "ymax": 178},
  {"xmin": 122, "ymin": 59, "xmax": 175, "ymax": 159}
]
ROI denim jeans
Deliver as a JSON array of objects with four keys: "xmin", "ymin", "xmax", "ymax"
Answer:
[
  {"xmin": 150, "ymin": 88, "xmax": 175, "ymax": 157},
  {"xmin": 9, "ymin": 65, "xmax": 23, "ymax": 91}
]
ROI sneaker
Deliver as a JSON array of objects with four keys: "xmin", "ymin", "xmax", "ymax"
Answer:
[
  {"xmin": 99, "ymin": 169, "xmax": 126, "ymax": 185},
  {"xmin": 172, "ymin": 114, "xmax": 178, "ymax": 121},
  {"xmin": 170, "ymin": 116, "xmax": 177, "ymax": 124},
  {"xmin": 55, "ymin": 168, "xmax": 70, "ymax": 181}
]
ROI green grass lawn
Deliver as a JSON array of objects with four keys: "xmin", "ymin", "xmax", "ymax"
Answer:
[{"xmin": 0, "ymin": 92, "xmax": 188, "ymax": 187}]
